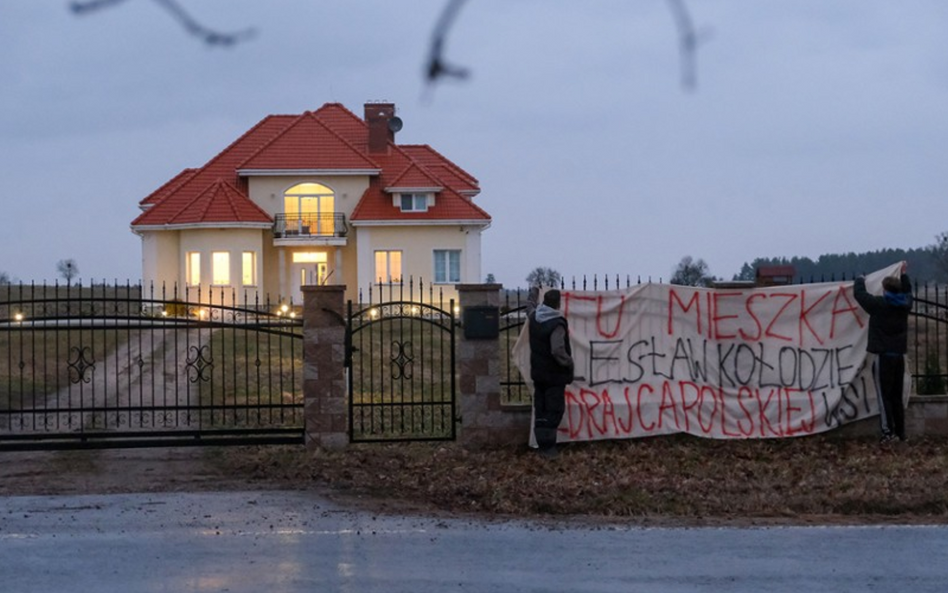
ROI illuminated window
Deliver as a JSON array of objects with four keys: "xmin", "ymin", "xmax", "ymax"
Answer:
[
  {"xmin": 433, "ymin": 250, "xmax": 460, "ymax": 283},
  {"xmin": 375, "ymin": 250, "xmax": 402, "ymax": 284},
  {"xmin": 186, "ymin": 252, "xmax": 201, "ymax": 286},
  {"xmin": 284, "ymin": 183, "xmax": 335, "ymax": 235},
  {"xmin": 242, "ymin": 252, "xmax": 256, "ymax": 286},
  {"xmin": 398, "ymin": 193, "xmax": 429, "ymax": 212},
  {"xmin": 212, "ymin": 252, "xmax": 230, "ymax": 285},
  {"xmin": 291, "ymin": 252, "xmax": 327, "ymax": 264}
]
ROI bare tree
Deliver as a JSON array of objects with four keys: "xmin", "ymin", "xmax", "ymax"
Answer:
[
  {"xmin": 526, "ymin": 266, "xmax": 562, "ymax": 288},
  {"xmin": 670, "ymin": 256, "xmax": 714, "ymax": 287},
  {"xmin": 57, "ymin": 259, "xmax": 80, "ymax": 284},
  {"xmin": 0, "ymin": 271, "xmax": 11, "ymax": 285}
]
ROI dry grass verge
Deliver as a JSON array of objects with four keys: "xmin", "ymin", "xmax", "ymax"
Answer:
[{"xmin": 218, "ymin": 434, "xmax": 948, "ymax": 524}]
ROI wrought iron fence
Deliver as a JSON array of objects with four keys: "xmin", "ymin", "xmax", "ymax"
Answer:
[
  {"xmin": 910, "ymin": 282, "xmax": 948, "ymax": 395},
  {"xmin": 500, "ymin": 290, "xmax": 528, "ymax": 405},
  {"xmin": 347, "ymin": 278, "xmax": 456, "ymax": 442},
  {"xmin": 273, "ymin": 213, "xmax": 347, "ymax": 238},
  {"xmin": 0, "ymin": 281, "xmax": 303, "ymax": 450}
]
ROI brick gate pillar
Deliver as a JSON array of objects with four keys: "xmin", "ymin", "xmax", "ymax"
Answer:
[
  {"xmin": 301, "ymin": 285, "xmax": 348, "ymax": 451},
  {"xmin": 456, "ymin": 284, "xmax": 530, "ymax": 448}
]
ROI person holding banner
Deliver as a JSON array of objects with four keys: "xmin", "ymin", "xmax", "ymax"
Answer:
[
  {"xmin": 854, "ymin": 264, "xmax": 913, "ymax": 443},
  {"xmin": 527, "ymin": 286, "xmax": 575, "ymax": 458}
]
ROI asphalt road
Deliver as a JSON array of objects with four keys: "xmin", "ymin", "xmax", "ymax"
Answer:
[{"xmin": 2, "ymin": 491, "xmax": 947, "ymax": 593}]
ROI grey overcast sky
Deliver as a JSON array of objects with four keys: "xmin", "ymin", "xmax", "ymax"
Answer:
[{"xmin": 1, "ymin": 1, "xmax": 946, "ymax": 287}]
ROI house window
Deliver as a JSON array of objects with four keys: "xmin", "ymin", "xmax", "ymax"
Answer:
[
  {"xmin": 284, "ymin": 183, "xmax": 335, "ymax": 235},
  {"xmin": 433, "ymin": 250, "xmax": 461, "ymax": 284},
  {"xmin": 212, "ymin": 252, "xmax": 230, "ymax": 286},
  {"xmin": 375, "ymin": 250, "xmax": 402, "ymax": 284},
  {"xmin": 242, "ymin": 252, "xmax": 256, "ymax": 286},
  {"xmin": 291, "ymin": 252, "xmax": 327, "ymax": 264},
  {"xmin": 186, "ymin": 252, "xmax": 201, "ymax": 286},
  {"xmin": 399, "ymin": 193, "xmax": 429, "ymax": 212}
]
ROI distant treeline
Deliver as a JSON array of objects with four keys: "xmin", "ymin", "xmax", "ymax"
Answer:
[{"xmin": 734, "ymin": 247, "xmax": 948, "ymax": 284}]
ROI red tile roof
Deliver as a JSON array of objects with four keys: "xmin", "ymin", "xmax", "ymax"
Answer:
[
  {"xmin": 238, "ymin": 111, "xmax": 380, "ymax": 171},
  {"xmin": 148, "ymin": 179, "xmax": 271, "ymax": 226},
  {"xmin": 132, "ymin": 115, "xmax": 293, "ymax": 227},
  {"xmin": 139, "ymin": 168, "xmax": 198, "ymax": 208},
  {"xmin": 401, "ymin": 145, "xmax": 479, "ymax": 193},
  {"xmin": 386, "ymin": 162, "xmax": 443, "ymax": 190},
  {"xmin": 132, "ymin": 103, "xmax": 489, "ymax": 228}
]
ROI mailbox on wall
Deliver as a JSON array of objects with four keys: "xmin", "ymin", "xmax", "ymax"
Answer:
[{"xmin": 462, "ymin": 305, "xmax": 500, "ymax": 340}]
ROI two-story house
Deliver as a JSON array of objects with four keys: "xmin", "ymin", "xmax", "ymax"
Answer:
[{"xmin": 131, "ymin": 102, "xmax": 491, "ymax": 305}]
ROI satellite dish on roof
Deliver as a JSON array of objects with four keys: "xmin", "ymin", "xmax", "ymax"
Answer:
[{"xmin": 388, "ymin": 116, "xmax": 403, "ymax": 133}]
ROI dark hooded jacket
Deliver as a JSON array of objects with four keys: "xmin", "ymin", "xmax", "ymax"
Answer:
[
  {"xmin": 853, "ymin": 274, "xmax": 913, "ymax": 355},
  {"xmin": 526, "ymin": 288, "xmax": 574, "ymax": 385}
]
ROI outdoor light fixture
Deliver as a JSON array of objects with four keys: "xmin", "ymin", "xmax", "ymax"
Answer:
[
  {"xmin": 281, "ymin": 304, "xmax": 289, "ymax": 314},
  {"xmin": 14, "ymin": 312, "xmax": 24, "ymax": 322},
  {"xmin": 369, "ymin": 308, "xmax": 378, "ymax": 319}
]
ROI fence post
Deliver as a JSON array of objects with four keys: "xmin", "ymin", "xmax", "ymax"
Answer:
[
  {"xmin": 456, "ymin": 283, "xmax": 530, "ymax": 448},
  {"xmin": 301, "ymin": 285, "xmax": 348, "ymax": 451}
]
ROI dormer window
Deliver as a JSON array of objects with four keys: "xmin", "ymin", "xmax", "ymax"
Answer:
[{"xmin": 398, "ymin": 193, "xmax": 430, "ymax": 213}]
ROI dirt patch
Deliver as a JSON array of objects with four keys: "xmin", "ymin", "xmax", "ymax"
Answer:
[
  {"xmin": 4, "ymin": 435, "xmax": 948, "ymax": 527},
  {"xmin": 0, "ymin": 448, "xmax": 286, "ymax": 497}
]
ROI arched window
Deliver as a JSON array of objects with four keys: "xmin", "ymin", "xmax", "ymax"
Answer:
[{"xmin": 284, "ymin": 183, "xmax": 335, "ymax": 235}]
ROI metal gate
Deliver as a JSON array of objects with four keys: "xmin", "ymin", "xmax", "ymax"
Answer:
[
  {"xmin": 500, "ymin": 291, "xmax": 529, "ymax": 405},
  {"xmin": 346, "ymin": 283, "xmax": 456, "ymax": 442},
  {"xmin": 0, "ymin": 283, "xmax": 304, "ymax": 450}
]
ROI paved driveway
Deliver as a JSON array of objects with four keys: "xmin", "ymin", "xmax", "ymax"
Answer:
[{"xmin": 1, "ymin": 491, "xmax": 946, "ymax": 593}]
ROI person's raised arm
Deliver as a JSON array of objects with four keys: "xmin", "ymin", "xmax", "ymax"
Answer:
[{"xmin": 526, "ymin": 285, "xmax": 539, "ymax": 317}]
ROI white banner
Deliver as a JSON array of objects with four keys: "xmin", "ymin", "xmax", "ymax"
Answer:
[{"xmin": 514, "ymin": 263, "xmax": 908, "ymax": 442}]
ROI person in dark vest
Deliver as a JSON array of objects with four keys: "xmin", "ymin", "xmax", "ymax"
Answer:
[
  {"xmin": 527, "ymin": 286, "xmax": 574, "ymax": 457},
  {"xmin": 853, "ymin": 263, "xmax": 913, "ymax": 443}
]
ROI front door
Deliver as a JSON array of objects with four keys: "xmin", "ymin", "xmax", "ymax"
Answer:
[{"xmin": 291, "ymin": 252, "xmax": 329, "ymax": 303}]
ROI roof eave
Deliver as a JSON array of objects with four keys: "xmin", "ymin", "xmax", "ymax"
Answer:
[
  {"xmin": 383, "ymin": 186, "xmax": 444, "ymax": 193},
  {"xmin": 350, "ymin": 219, "xmax": 490, "ymax": 227},
  {"xmin": 132, "ymin": 222, "xmax": 273, "ymax": 232},
  {"xmin": 237, "ymin": 168, "xmax": 380, "ymax": 177}
]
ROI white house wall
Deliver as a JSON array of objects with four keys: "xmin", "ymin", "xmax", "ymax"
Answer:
[
  {"xmin": 246, "ymin": 176, "xmax": 369, "ymax": 218},
  {"xmin": 178, "ymin": 228, "xmax": 265, "ymax": 304},
  {"xmin": 140, "ymin": 231, "xmax": 179, "ymax": 292},
  {"xmin": 465, "ymin": 227, "xmax": 483, "ymax": 286},
  {"xmin": 248, "ymin": 176, "xmax": 366, "ymax": 300},
  {"xmin": 139, "ymin": 177, "xmax": 484, "ymax": 305},
  {"xmin": 354, "ymin": 225, "xmax": 482, "ymax": 303}
]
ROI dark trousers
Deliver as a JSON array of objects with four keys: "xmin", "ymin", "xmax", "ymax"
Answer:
[
  {"xmin": 873, "ymin": 354, "xmax": 906, "ymax": 439},
  {"xmin": 533, "ymin": 382, "xmax": 566, "ymax": 450}
]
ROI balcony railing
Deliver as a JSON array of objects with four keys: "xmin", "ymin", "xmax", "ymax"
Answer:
[{"xmin": 273, "ymin": 213, "xmax": 348, "ymax": 239}]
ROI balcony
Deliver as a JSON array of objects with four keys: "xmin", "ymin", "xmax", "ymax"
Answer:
[{"xmin": 273, "ymin": 213, "xmax": 348, "ymax": 245}]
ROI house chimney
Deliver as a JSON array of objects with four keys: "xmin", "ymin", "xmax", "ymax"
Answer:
[{"xmin": 365, "ymin": 102, "xmax": 396, "ymax": 154}]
